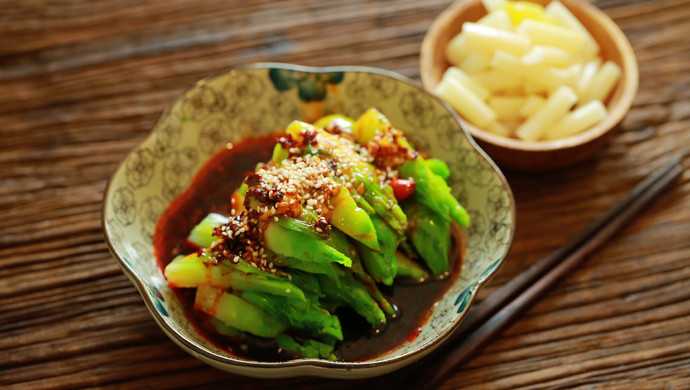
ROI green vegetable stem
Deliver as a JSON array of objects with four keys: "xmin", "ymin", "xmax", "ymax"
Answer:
[
  {"xmin": 194, "ymin": 285, "xmax": 286, "ymax": 339},
  {"xmin": 241, "ymin": 290, "xmax": 343, "ymax": 343},
  {"xmin": 398, "ymin": 158, "xmax": 470, "ymax": 228},
  {"xmin": 187, "ymin": 213, "xmax": 228, "ymax": 248},
  {"xmin": 404, "ymin": 200, "xmax": 452, "ymax": 278},
  {"xmin": 329, "ymin": 186, "xmax": 380, "ymax": 250},
  {"xmin": 263, "ymin": 221, "xmax": 352, "ymax": 267},
  {"xmin": 356, "ymin": 214, "xmax": 399, "ymax": 286},
  {"xmin": 276, "ymin": 334, "xmax": 337, "ymax": 360},
  {"xmin": 164, "ymin": 252, "xmax": 306, "ymax": 301},
  {"xmin": 162, "ymin": 107, "xmax": 471, "ymax": 360},
  {"xmin": 394, "ymin": 250, "xmax": 430, "ymax": 282}
]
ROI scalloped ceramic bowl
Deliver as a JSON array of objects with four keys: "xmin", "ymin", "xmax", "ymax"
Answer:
[{"xmin": 102, "ymin": 63, "xmax": 515, "ymax": 379}]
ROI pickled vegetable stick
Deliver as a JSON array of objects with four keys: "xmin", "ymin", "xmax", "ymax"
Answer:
[
  {"xmin": 576, "ymin": 58, "xmax": 601, "ymax": 98},
  {"xmin": 502, "ymin": 86, "xmax": 524, "ymax": 96},
  {"xmin": 544, "ymin": 1, "xmax": 596, "ymax": 36},
  {"xmin": 502, "ymin": 119, "xmax": 522, "ymax": 134},
  {"xmin": 544, "ymin": 100, "xmax": 607, "ymax": 139},
  {"xmin": 522, "ymin": 45, "xmax": 575, "ymax": 67},
  {"xmin": 565, "ymin": 63, "xmax": 583, "ymax": 89},
  {"xmin": 545, "ymin": 0, "xmax": 599, "ymax": 58},
  {"xmin": 515, "ymin": 19, "xmax": 586, "ymax": 54},
  {"xmin": 499, "ymin": 0, "xmax": 554, "ymax": 25},
  {"xmin": 434, "ymin": 76, "xmax": 497, "ymax": 128},
  {"xmin": 446, "ymin": 34, "xmax": 469, "ymax": 66},
  {"xmin": 516, "ymin": 85, "xmax": 578, "ymax": 141},
  {"xmin": 459, "ymin": 50, "xmax": 491, "ymax": 74},
  {"xmin": 443, "ymin": 67, "xmax": 491, "ymax": 101},
  {"xmin": 490, "ymin": 50, "xmax": 567, "ymax": 90},
  {"xmin": 488, "ymin": 96, "xmax": 525, "ymax": 120},
  {"xmin": 477, "ymin": 8, "xmax": 513, "ymax": 31},
  {"xmin": 482, "ymin": 0, "xmax": 507, "ymax": 12},
  {"xmin": 486, "ymin": 121, "xmax": 512, "ymax": 137},
  {"xmin": 472, "ymin": 70, "xmax": 524, "ymax": 92},
  {"xmin": 522, "ymin": 81, "xmax": 549, "ymax": 95},
  {"xmin": 581, "ymin": 61, "xmax": 621, "ymax": 104},
  {"xmin": 519, "ymin": 94, "xmax": 546, "ymax": 117},
  {"xmin": 462, "ymin": 22, "xmax": 531, "ymax": 56}
]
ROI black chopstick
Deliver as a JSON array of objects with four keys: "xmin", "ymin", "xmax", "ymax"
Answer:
[{"xmin": 405, "ymin": 155, "xmax": 684, "ymax": 390}]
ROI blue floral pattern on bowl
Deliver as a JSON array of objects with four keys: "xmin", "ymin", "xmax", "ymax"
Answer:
[{"xmin": 269, "ymin": 68, "xmax": 344, "ymax": 102}]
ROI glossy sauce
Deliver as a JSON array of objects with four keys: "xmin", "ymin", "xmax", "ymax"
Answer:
[{"xmin": 153, "ymin": 134, "xmax": 463, "ymax": 362}]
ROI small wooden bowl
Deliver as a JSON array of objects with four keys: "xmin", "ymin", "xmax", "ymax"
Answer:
[{"xmin": 420, "ymin": 0, "xmax": 638, "ymax": 171}]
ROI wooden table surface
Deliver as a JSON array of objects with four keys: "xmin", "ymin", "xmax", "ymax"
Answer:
[{"xmin": 2, "ymin": 0, "xmax": 690, "ymax": 388}]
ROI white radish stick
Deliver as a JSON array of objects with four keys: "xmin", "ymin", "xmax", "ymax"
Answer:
[
  {"xmin": 462, "ymin": 23, "xmax": 532, "ymax": 56},
  {"xmin": 545, "ymin": 0, "xmax": 600, "ymax": 58},
  {"xmin": 516, "ymin": 85, "xmax": 578, "ymax": 141},
  {"xmin": 472, "ymin": 70, "xmax": 524, "ymax": 92},
  {"xmin": 515, "ymin": 19, "xmax": 586, "ymax": 54},
  {"xmin": 442, "ymin": 67, "xmax": 491, "ymax": 101},
  {"xmin": 581, "ymin": 61, "xmax": 621, "ymax": 104},
  {"xmin": 435, "ymin": 77, "xmax": 497, "ymax": 128},
  {"xmin": 544, "ymin": 100, "xmax": 608, "ymax": 139}
]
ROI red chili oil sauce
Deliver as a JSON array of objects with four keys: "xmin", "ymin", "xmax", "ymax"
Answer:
[{"xmin": 153, "ymin": 134, "xmax": 464, "ymax": 362}]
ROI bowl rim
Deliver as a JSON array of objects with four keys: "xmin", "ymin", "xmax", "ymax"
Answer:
[
  {"xmin": 101, "ymin": 62, "xmax": 516, "ymax": 374},
  {"xmin": 419, "ymin": 0, "xmax": 639, "ymax": 152}
]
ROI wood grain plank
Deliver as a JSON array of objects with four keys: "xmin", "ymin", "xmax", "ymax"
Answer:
[{"xmin": 1, "ymin": 0, "xmax": 689, "ymax": 388}]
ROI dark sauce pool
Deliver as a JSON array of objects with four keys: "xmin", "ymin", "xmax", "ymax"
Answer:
[{"xmin": 153, "ymin": 133, "xmax": 464, "ymax": 362}]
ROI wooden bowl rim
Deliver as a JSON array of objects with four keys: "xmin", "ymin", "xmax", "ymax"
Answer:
[{"xmin": 420, "ymin": 0, "xmax": 639, "ymax": 153}]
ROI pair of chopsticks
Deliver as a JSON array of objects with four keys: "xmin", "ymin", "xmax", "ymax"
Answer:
[{"xmin": 403, "ymin": 154, "xmax": 684, "ymax": 390}]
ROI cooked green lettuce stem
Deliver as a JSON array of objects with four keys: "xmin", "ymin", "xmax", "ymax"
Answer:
[{"xmin": 163, "ymin": 108, "xmax": 470, "ymax": 360}]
